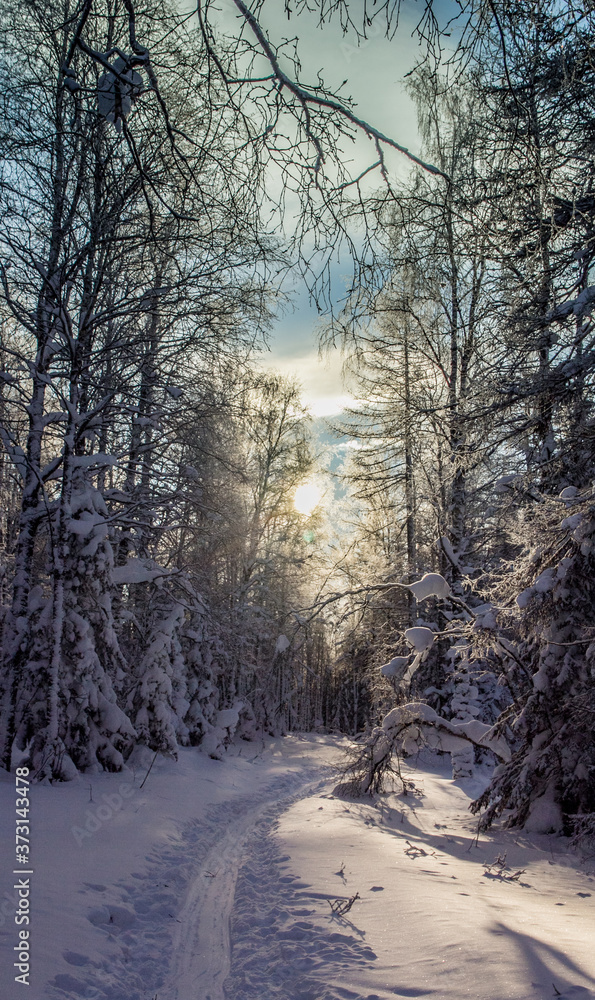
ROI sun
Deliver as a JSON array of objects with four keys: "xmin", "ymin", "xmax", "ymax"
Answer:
[{"xmin": 294, "ymin": 482, "xmax": 323, "ymax": 516}]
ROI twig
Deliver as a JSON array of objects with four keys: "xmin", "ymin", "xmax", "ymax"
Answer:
[
  {"xmin": 328, "ymin": 892, "xmax": 360, "ymax": 915},
  {"xmin": 139, "ymin": 751, "xmax": 158, "ymax": 789}
]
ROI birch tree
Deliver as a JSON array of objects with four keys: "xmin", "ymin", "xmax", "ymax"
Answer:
[{"xmin": 0, "ymin": 0, "xmax": 274, "ymax": 775}]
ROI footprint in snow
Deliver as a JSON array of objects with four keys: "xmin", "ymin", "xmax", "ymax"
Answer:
[
  {"xmin": 369, "ymin": 886, "xmax": 384, "ymax": 892},
  {"xmin": 62, "ymin": 952, "xmax": 93, "ymax": 967}
]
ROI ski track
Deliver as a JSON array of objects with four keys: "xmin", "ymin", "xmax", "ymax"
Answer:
[
  {"xmin": 45, "ymin": 759, "xmax": 332, "ymax": 1000},
  {"xmin": 224, "ymin": 820, "xmax": 381, "ymax": 1000},
  {"xmin": 167, "ymin": 767, "xmax": 331, "ymax": 1000}
]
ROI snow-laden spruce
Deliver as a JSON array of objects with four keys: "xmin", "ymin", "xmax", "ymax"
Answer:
[
  {"xmin": 471, "ymin": 493, "xmax": 595, "ymax": 837},
  {"xmin": 25, "ymin": 490, "xmax": 136, "ymax": 779}
]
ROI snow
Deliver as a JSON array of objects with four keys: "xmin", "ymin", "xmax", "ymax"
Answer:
[
  {"xmin": 562, "ymin": 513, "xmax": 583, "ymax": 532},
  {"xmin": 534, "ymin": 568, "xmax": 555, "ymax": 593},
  {"xmin": 382, "ymin": 702, "xmax": 511, "ymax": 762},
  {"xmin": 524, "ymin": 786, "xmax": 564, "ymax": 834},
  {"xmin": 275, "ymin": 634, "xmax": 291, "ymax": 653},
  {"xmin": 517, "ymin": 567, "xmax": 556, "ymax": 608},
  {"xmin": 407, "ymin": 572, "xmax": 451, "ymax": 600},
  {"xmin": 516, "ymin": 589, "xmax": 532, "ymax": 609},
  {"xmin": 71, "ymin": 453, "xmax": 117, "ymax": 468},
  {"xmin": 551, "ymin": 284, "xmax": 595, "ymax": 320},
  {"xmin": 1, "ymin": 738, "xmax": 595, "ymax": 1000},
  {"xmin": 112, "ymin": 559, "xmax": 168, "ymax": 584},
  {"xmin": 379, "ymin": 655, "xmax": 410, "ymax": 678},
  {"xmin": 216, "ymin": 703, "xmax": 243, "ymax": 730},
  {"xmin": 495, "ymin": 473, "xmax": 521, "ymax": 492},
  {"xmin": 165, "ymin": 385, "xmax": 183, "ymax": 399},
  {"xmin": 97, "ymin": 56, "xmax": 142, "ymax": 128},
  {"xmin": 439, "ymin": 535, "xmax": 460, "ymax": 569},
  {"xmin": 404, "ymin": 626, "xmax": 435, "ymax": 652}
]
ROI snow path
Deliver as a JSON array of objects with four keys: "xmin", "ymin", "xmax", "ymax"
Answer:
[
  {"xmin": 0, "ymin": 735, "xmax": 342, "ymax": 1000},
  {"xmin": 225, "ymin": 808, "xmax": 380, "ymax": 1000},
  {"xmin": 2, "ymin": 737, "xmax": 595, "ymax": 1000},
  {"xmin": 166, "ymin": 765, "xmax": 330, "ymax": 1000}
]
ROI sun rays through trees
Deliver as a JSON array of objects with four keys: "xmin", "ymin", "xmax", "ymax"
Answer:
[{"xmin": 1, "ymin": 0, "xmax": 595, "ymax": 844}]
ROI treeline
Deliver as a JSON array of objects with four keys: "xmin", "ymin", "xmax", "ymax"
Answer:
[
  {"xmin": 0, "ymin": 0, "xmax": 335, "ymax": 779},
  {"xmin": 330, "ymin": 1, "xmax": 595, "ymax": 837},
  {"xmin": 2, "ymin": 0, "xmax": 594, "ymax": 840}
]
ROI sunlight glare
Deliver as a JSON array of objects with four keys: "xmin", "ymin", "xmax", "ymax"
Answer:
[{"xmin": 294, "ymin": 482, "xmax": 322, "ymax": 516}]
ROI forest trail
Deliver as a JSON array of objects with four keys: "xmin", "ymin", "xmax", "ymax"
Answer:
[
  {"xmin": 165, "ymin": 748, "xmax": 332, "ymax": 1000},
  {"xmin": 166, "ymin": 740, "xmax": 595, "ymax": 1000},
  {"xmin": 220, "ymin": 749, "xmax": 595, "ymax": 1000}
]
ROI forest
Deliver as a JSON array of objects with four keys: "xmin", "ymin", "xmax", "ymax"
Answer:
[{"xmin": 0, "ymin": 0, "xmax": 594, "ymax": 846}]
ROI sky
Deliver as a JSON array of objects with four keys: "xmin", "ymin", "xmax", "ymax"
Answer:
[{"xmin": 203, "ymin": 1, "xmax": 430, "ymax": 417}]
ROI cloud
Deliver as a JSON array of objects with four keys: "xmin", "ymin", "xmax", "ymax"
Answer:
[{"xmin": 258, "ymin": 346, "xmax": 354, "ymax": 417}]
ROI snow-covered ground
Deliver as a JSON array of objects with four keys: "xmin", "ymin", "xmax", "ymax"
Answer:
[{"xmin": 1, "ymin": 736, "xmax": 594, "ymax": 1000}]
